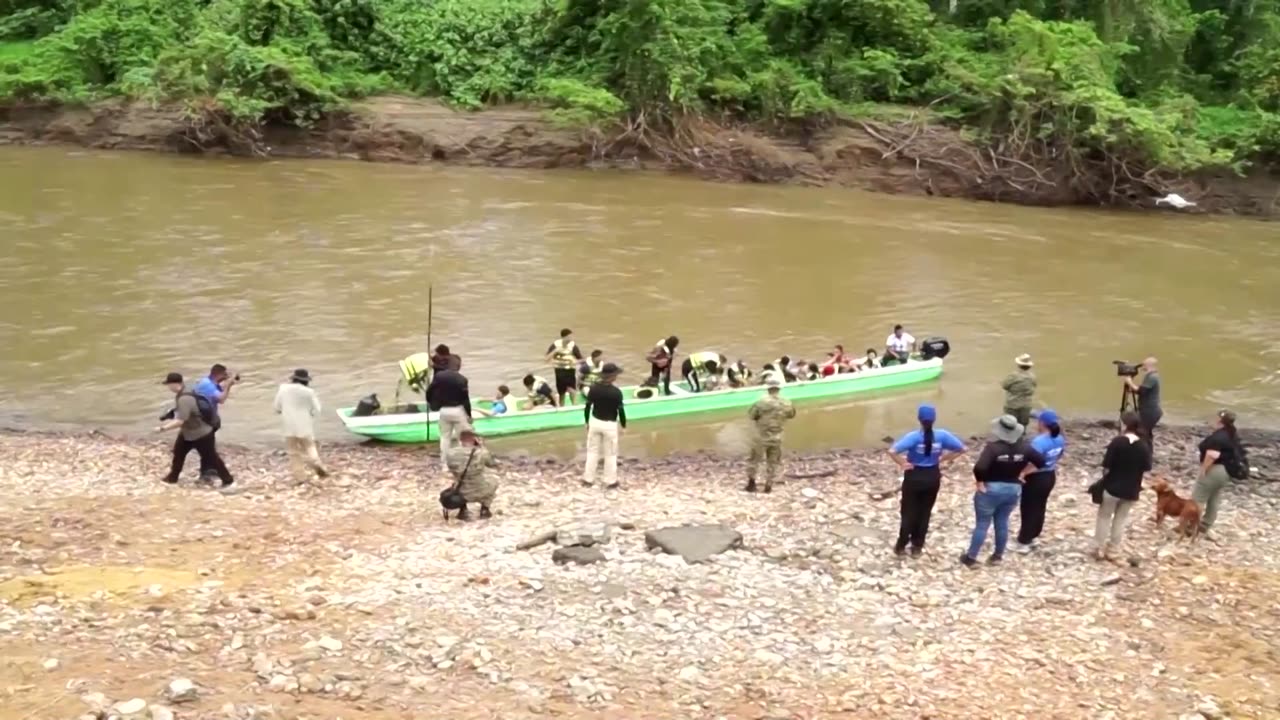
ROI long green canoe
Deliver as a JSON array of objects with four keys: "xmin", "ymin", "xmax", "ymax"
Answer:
[{"xmin": 336, "ymin": 358, "xmax": 943, "ymax": 444}]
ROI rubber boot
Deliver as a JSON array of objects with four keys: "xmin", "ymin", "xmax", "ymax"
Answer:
[
  {"xmin": 457, "ymin": 506, "xmax": 473, "ymax": 522},
  {"xmin": 479, "ymin": 505, "xmax": 492, "ymax": 520},
  {"xmin": 763, "ymin": 481, "xmax": 773, "ymax": 494},
  {"xmin": 744, "ymin": 479, "xmax": 758, "ymax": 493}
]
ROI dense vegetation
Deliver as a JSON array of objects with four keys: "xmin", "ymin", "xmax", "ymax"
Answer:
[{"xmin": 1, "ymin": 0, "xmax": 1278, "ymax": 188}]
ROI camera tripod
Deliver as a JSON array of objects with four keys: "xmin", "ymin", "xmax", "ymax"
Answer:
[{"xmin": 1119, "ymin": 382, "xmax": 1141, "ymax": 420}]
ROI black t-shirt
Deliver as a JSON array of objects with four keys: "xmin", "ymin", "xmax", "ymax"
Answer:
[
  {"xmin": 972, "ymin": 439, "xmax": 1046, "ymax": 483},
  {"xmin": 1198, "ymin": 428, "xmax": 1236, "ymax": 466},
  {"xmin": 584, "ymin": 383, "xmax": 626, "ymax": 427},
  {"xmin": 1101, "ymin": 434, "xmax": 1152, "ymax": 500}
]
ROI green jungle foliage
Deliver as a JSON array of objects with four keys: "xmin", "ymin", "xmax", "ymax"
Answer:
[{"xmin": 1, "ymin": 0, "xmax": 1277, "ymax": 172}]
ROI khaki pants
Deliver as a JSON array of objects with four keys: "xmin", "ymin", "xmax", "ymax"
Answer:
[
  {"xmin": 437, "ymin": 406, "xmax": 469, "ymax": 471},
  {"xmin": 286, "ymin": 436, "xmax": 327, "ymax": 483},
  {"xmin": 1094, "ymin": 491, "xmax": 1134, "ymax": 552},
  {"xmin": 1192, "ymin": 464, "xmax": 1231, "ymax": 531},
  {"xmin": 583, "ymin": 417, "xmax": 619, "ymax": 487}
]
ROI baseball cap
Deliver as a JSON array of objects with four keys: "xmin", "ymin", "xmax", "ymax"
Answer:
[
  {"xmin": 1037, "ymin": 408, "xmax": 1060, "ymax": 425},
  {"xmin": 917, "ymin": 403, "xmax": 937, "ymax": 422},
  {"xmin": 161, "ymin": 372, "xmax": 183, "ymax": 385}
]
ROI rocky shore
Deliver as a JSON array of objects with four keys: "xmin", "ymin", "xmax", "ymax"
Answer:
[
  {"xmin": 2, "ymin": 97, "xmax": 1278, "ymax": 217},
  {"xmin": 0, "ymin": 421, "xmax": 1278, "ymax": 720}
]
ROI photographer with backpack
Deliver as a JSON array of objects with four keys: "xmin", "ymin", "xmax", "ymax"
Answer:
[
  {"xmin": 156, "ymin": 372, "xmax": 235, "ymax": 492},
  {"xmin": 1194, "ymin": 409, "xmax": 1249, "ymax": 537}
]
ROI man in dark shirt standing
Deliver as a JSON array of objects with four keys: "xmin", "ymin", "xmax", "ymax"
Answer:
[
  {"xmin": 1126, "ymin": 357, "xmax": 1162, "ymax": 449},
  {"xmin": 426, "ymin": 367, "xmax": 471, "ymax": 473},
  {"xmin": 583, "ymin": 363, "xmax": 625, "ymax": 489}
]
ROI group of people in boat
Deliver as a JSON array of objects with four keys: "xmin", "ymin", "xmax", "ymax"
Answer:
[
  {"xmin": 644, "ymin": 324, "xmax": 921, "ymax": 395},
  {"xmin": 395, "ymin": 324, "xmax": 925, "ymax": 420}
]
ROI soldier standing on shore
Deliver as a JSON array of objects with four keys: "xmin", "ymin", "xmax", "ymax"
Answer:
[
  {"xmin": 745, "ymin": 376, "xmax": 796, "ymax": 493},
  {"xmin": 1001, "ymin": 353, "xmax": 1037, "ymax": 429}
]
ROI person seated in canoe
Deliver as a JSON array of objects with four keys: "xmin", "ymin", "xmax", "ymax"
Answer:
[
  {"xmin": 475, "ymin": 385, "xmax": 513, "ymax": 417},
  {"xmin": 760, "ymin": 363, "xmax": 785, "ymax": 386},
  {"xmin": 775, "ymin": 356, "xmax": 798, "ymax": 383},
  {"xmin": 883, "ymin": 324, "xmax": 915, "ymax": 366},
  {"xmin": 578, "ymin": 349, "xmax": 605, "ymax": 397},
  {"xmin": 726, "ymin": 359, "xmax": 753, "ymax": 388},
  {"xmin": 821, "ymin": 345, "xmax": 852, "ymax": 376},
  {"xmin": 801, "ymin": 362, "xmax": 822, "ymax": 381},
  {"xmin": 702, "ymin": 367, "xmax": 729, "ymax": 392},
  {"xmin": 854, "ymin": 348, "xmax": 882, "ymax": 371},
  {"xmin": 523, "ymin": 374, "xmax": 559, "ymax": 408},
  {"xmin": 682, "ymin": 351, "xmax": 726, "ymax": 393}
]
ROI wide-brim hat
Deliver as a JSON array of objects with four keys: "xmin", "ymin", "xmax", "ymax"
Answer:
[
  {"xmin": 1014, "ymin": 353, "xmax": 1034, "ymax": 368},
  {"xmin": 991, "ymin": 414, "xmax": 1024, "ymax": 442},
  {"xmin": 291, "ymin": 368, "xmax": 312, "ymax": 382}
]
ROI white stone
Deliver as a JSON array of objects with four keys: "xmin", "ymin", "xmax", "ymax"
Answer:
[
  {"xmin": 753, "ymin": 648, "xmax": 785, "ymax": 664},
  {"xmin": 165, "ymin": 678, "xmax": 198, "ymax": 703},
  {"xmin": 42, "ymin": 658, "xmax": 59, "ymax": 671},
  {"xmin": 113, "ymin": 698, "xmax": 147, "ymax": 716},
  {"xmin": 317, "ymin": 636, "xmax": 344, "ymax": 652}
]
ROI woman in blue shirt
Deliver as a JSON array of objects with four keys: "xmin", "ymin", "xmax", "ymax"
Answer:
[
  {"xmin": 887, "ymin": 404, "xmax": 967, "ymax": 557},
  {"xmin": 1015, "ymin": 409, "xmax": 1066, "ymax": 553}
]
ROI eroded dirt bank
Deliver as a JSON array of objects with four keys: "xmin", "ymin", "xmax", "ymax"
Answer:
[
  {"xmin": 0, "ymin": 422, "xmax": 1278, "ymax": 720},
  {"xmin": 2, "ymin": 96, "xmax": 1277, "ymax": 217}
]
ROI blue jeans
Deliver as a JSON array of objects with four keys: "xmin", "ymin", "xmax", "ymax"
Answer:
[{"xmin": 967, "ymin": 482, "xmax": 1022, "ymax": 559}]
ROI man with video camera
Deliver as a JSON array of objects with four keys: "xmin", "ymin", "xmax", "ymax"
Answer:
[{"xmin": 1123, "ymin": 357, "xmax": 1162, "ymax": 448}]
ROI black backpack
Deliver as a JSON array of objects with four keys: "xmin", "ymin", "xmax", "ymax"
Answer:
[
  {"xmin": 1224, "ymin": 442, "xmax": 1250, "ymax": 481},
  {"xmin": 182, "ymin": 391, "xmax": 221, "ymax": 431}
]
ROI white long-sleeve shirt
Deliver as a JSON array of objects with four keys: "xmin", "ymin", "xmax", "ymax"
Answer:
[{"xmin": 274, "ymin": 382, "xmax": 321, "ymax": 438}]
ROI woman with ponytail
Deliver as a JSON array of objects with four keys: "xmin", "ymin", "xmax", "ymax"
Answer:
[
  {"xmin": 1015, "ymin": 409, "xmax": 1066, "ymax": 553},
  {"xmin": 887, "ymin": 404, "xmax": 967, "ymax": 557},
  {"xmin": 1194, "ymin": 409, "xmax": 1246, "ymax": 535}
]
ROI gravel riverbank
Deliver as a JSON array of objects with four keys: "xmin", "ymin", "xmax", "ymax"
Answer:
[{"xmin": 1, "ymin": 422, "xmax": 1278, "ymax": 720}]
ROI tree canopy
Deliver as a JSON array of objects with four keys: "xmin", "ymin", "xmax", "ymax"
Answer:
[{"xmin": 1, "ymin": 0, "xmax": 1276, "ymax": 177}]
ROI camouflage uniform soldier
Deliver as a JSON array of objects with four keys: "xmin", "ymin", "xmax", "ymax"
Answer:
[
  {"xmin": 1000, "ymin": 353, "xmax": 1037, "ymax": 429},
  {"xmin": 745, "ymin": 377, "xmax": 796, "ymax": 493},
  {"xmin": 445, "ymin": 426, "xmax": 499, "ymax": 521}
]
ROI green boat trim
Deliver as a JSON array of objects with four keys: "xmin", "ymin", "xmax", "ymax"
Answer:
[{"xmin": 336, "ymin": 358, "xmax": 944, "ymax": 444}]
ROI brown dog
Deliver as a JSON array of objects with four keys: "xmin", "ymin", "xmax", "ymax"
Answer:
[{"xmin": 1150, "ymin": 477, "xmax": 1201, "ymax": 541}]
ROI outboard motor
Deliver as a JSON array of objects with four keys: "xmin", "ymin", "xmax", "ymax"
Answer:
[
  {"xmin": 353, "ymin": 393, "xmax": 381, "ymax": 417},
  {"xmin": 920, "ymin": 337, "xmax": 950, "ymax": 360}
]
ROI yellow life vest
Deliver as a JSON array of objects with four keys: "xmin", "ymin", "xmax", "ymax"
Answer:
[
  {"xmin": 689, "ymin": 351, "xmax": 721, "ymax": 371},
  {"xmin": 550, "ymin": 338, "xmax": 578, "ymax": 369},
  {"xmin": 761, "ymin": 368, "xmax": 784, "ymax": 385},
  {"xmin": 399, "ymin": 353, "xmax": 433, "ymax": 390},
  {"xmin": 581, "ymin": 359, "xmax": 604, "ymax": 386}
]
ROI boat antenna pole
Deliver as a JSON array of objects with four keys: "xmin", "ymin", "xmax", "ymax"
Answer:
[{"xmin": 423, "ymin": 283, "xmax": 434, "ymax": 458}]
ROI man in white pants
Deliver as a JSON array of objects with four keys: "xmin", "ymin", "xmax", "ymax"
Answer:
[
  {"xmin": 583, "ymin": 363, "xmax": 625, "ymax": 488},
  {"xmin": 426, "ymin": 366, "xmax": 472, "ymax": 472}
]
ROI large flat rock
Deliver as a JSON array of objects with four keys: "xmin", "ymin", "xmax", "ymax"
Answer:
[{"xmin": 644, "ymin": 524, "xmax": 742, "ymax": 563}]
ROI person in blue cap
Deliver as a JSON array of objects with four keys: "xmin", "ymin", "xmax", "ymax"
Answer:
[
  {"xmin": 886, "ymin": 403, "xmax": 967, "ymax": 557},
  {"xmin": 1015, "ymin": 409, "xmax": 1067, "ymax": 553}
]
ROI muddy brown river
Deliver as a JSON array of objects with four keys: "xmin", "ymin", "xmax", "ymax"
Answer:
[{"xmin": 1, "ymin": 146, "xmax": 1277, "ymax": 457}]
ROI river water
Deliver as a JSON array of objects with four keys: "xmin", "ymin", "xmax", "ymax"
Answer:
[{"xmin": 1, "ymin": 146, "xmax": 1277, "ymax": 458}]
